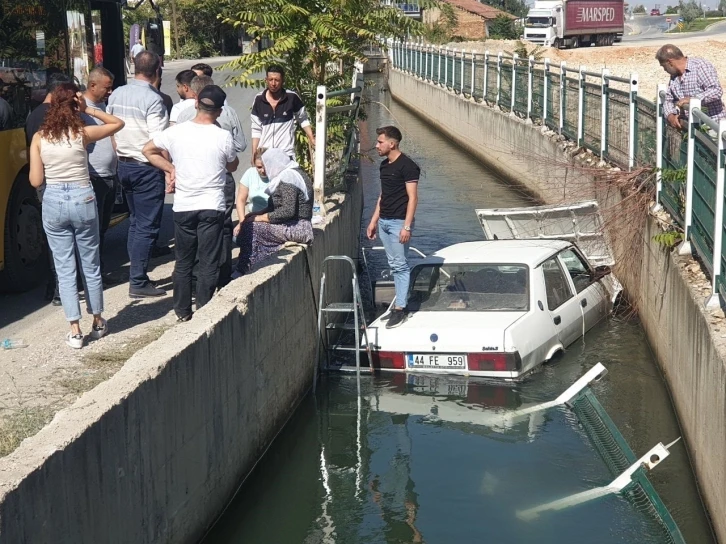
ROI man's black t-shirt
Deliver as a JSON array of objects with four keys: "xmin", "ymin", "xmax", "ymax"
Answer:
[
  {"xmin": 25, "ymin": 103, "xmax": 50, "ymax": 146},
  {"xmin": 379, "ymin": 153, "xmax": 420, "ymax": 220}
]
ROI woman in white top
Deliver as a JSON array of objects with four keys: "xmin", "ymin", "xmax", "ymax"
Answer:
[{"xmin": 29, "ymin": 82, "xmax": 124, "ymax": 349}]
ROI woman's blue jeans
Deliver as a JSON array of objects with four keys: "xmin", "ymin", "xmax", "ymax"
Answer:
[{"xmin": 42, "ymin": 183, "xmax": 104, "ymax": 321}]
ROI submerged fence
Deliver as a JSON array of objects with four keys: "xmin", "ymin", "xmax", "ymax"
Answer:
[{"xmin": 389, "ymin": 41, "xmax": 726, "ymax": 309}]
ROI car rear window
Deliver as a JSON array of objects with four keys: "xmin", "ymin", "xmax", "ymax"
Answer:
[{"xmin": 407, "ymin": 264, "xmax": 529, "ymax": 312}]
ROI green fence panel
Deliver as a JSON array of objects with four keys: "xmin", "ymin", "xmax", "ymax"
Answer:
[
  {"xmin": 451, "ymin": 54, "xmax": 461, "ymax": 91},
  {"xmin": 485, "ymin": 59, "xmax": 498, "ymax": 102},
  {"xmin": 719, "ymin": 184, "xmax": 726, "ymax": 300},
  {"xmin": 604, "ymin": 88, "xmax": 631, "ymax": 168},
  {"xmin": 445, "ymin": 55, "xmax": 455, "ymax": 88},
  {"xmin": 513, "ymin": 62, "xmax": 529, "ymax": 117},
  {"xmin": 531, "ymin": 68, "xmax": 545, "ymax": 120},
  {"xmin": 562, "ymin": 76, "xmax": 579, "ymax": 142},
  {"xmin": 690, "ymin": 132, "xmax": 718, "ymax": 274},
  {"xmin": 583, "ymin": 82, "xmax": 602, "ymax": 153},
  {"xmin": 499, "ymin": 59, "xmax": 513, "ymax": 111},
  {"xmin": 462, "ymin": 57, "xmax": 472, "ymax": 95},
  {"xmin": 546, "ymin": 71, "xmax": 561, "ymax": 131},
  {"xmin": 473, "ymin": 58, "xmax": 485, "ymax": 100},
  {"xmin": 660, "ymin": 125, "xmax": 687, "ymax": 225},
  {"xmin": 636, "ymin": 97, "xmax": 657, "ymax": 166}
]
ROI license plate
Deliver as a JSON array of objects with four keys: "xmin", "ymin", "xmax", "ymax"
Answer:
[{"xmin": 407, "ymin": 353, "xmax": 467, "ymax": 369}]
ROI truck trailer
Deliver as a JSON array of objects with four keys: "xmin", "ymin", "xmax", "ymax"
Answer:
[{"xmin": 523, "ymin": 0, "xmax": 625, "ymax": 48}]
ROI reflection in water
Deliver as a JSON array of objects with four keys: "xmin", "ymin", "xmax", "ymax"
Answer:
[{"xmin": 202, "ymin": 77, "xmax": 715, "ymax": 544}]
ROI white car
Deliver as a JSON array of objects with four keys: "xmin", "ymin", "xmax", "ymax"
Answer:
[{"xmin": 364, "ymin": 202, "xmax": 620, "ymax": 380}]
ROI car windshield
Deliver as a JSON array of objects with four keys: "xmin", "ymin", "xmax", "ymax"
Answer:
[{"xmin": 407, "ymin": 263, "xmax": 529, "ymax": 312}]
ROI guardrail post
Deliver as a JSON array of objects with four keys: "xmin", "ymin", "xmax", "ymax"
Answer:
[
  {"xmin": 653, "ymin": 83, "xmax": 666, "ymax": 212},
  {"xmin": 628, "ymin": 72, "xmax": 639, "ymax": 170},
  {"xmin": 419, "ymin": 42, "xmax": 423, "ymax": 77},
  {"xmin": 460, "ymin": 49, "xmax": 465, "ymax": 94},
  {"xmin": 471, "ymin": 51, "xmax": 476, "ymax": 97},
  {"xmin": 437, "ymin": 46, "xmax": 442, "ymax": 84},
  {"xmin": 559, "ymin": 61, "xmax": 566, "ymax": 135},
  {"xmin": 577, "ymin": 65, "xmax": 585, "ymax": 147},
  {"xmin": 452, "ymin": 48, "xmax": 457, "ymax": 90},
  {"xmin": 527, "ymin": 55, "xmax": 534, "ymax": 120},
  {"xmin": 444, "ymin": 48, "xmax": 449, "ymax": 88},
  {"xmin": 313, "ymin": 85, "xmax": 327, "ymax": 217},
  {"xmin": 543, "ymin": 58, "xmax": 550, "ymax": 124},
  {"xmin": 496, "ymin": 52, "xmax": 503, "ymax": 107},
  {"xmin": 484, "ymin": 51, "xmax": 489, "ymax": 101},
  {"xmin": 429, "ymin": 45, "xmax": 433, "ymax": 80},
  {"xmin": 601, "ymin": 69, "xmax": 610, "ymax": 161},
  {"xmin": 679, "ymin": 97, "xmax": 701, "ymax": 256},
  {"xmin": 706, "ymin": 119, "xmax": 726, "ymax": 308},
  {"xmin": 511, "ymin": 53, "xmax": 519, "ymax": 113}
]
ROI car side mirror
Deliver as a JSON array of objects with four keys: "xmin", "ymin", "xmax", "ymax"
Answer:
[{"xmin": 593, "ymin": 265, "xmax": 612, "ymax": 280}]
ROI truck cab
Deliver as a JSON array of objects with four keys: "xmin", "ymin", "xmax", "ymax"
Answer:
[{"xmin": 523, "ymin": 1, "xmax": 562, "ymax": 47}]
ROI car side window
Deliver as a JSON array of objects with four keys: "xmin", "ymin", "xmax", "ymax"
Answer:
[
  {"xmin": 559, "ymin": 249, "xmax": 592, "ymax": 294},
  {"xmin": 542, "ymin": 257, "xmax": 574, "ymax": 310}
]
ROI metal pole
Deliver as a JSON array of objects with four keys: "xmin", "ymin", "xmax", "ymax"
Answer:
[
  {"xmin": 511, "ymin": 53, "xmax": 518, "ymax": 112},
  {"xmin": 444, "ymin": 48, "xmax": 449, "ymax": 88},
  {"xmin": 471, "ymin": 51, "xmax": 476, "ymax": 97},
  {"xmin": 578, "ymin": 65, "xmax": 585, "ymax": 147},
  {"xmin": 679, "ymin": 97, "xmax": 701, "ymax": 256},
  {"xmin": 559, "ymin": 61, "xmax": 566, "ymax": 135},
  {"xmin": 452, "ymin": 48, "xmax": 457, "ymax": 90},
  {"xmin": 601, "ymin": 69, "xmax": 610, "ymax": 161},
  {"xmin": 707, "ymin": 119, "xmax": 726, "ymax": 308},
  {"xmin": 484, "ymin": 51, "xmax": 489, "ymax": 101},
  {"xmin": 654, "ymin": 83, "xmax": 666, "ymax": 211},
  {"xmin": 628, "ymin": 72, "xmax": 639, "ymax": 170},
  {"xmin": 461, "ymin": 49, "xmax": 465, "ymax": 94},
  {"xmin": 543, "ymin": 58, "xmax": 550, "ymax": 124},
  {"xmin": 527, "ymin": 55, "xmax": 534, "ymax": 119},
  {"xmin": 313, "ymin": 85, "xmax": 327, "ymax": 217},
  {"xmin": 438, "ymin": 46, "xmax": 442, "ymax": 84},
  {"xmin": 497, "ymin": 52, "xmax": 502, "ymax": 107}
]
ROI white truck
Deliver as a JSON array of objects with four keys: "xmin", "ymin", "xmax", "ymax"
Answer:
[{"xmin": 523, "ymin": 0, "xmax": 625, "ymax": 49}]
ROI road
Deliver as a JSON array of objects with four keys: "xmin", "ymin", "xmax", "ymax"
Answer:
[{"xmin": 623, "ymin": 14, "xmax": 726, "ymax": 46}]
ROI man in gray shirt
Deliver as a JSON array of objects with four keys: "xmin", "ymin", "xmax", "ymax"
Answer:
[
  {"xmin": 83, "ymin": 67, "xmax": 118, "ymax": 277},
  {"xmin": 176, "ymin": 75, "xmax": 246, "ymax": 287}
]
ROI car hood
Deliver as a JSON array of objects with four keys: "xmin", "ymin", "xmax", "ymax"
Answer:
[{"xmin": 366, "ymin": 311, "xmax": 527, "ymax": 352}]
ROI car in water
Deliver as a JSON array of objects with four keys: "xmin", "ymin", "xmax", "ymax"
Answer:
[{"xmin": 363, "ymin": 201, "xmax": 621, "ymax": 380}]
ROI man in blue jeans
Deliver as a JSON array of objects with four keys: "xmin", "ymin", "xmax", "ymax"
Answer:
[
  {"xmin": 366, "ymin": 126, "xmax": 420, "ymax": 329},
  {"xmin": 108, "ymin": 51, "xmax": 169, "ymax": 298}
]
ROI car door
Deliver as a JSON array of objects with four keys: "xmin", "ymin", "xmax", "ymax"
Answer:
[
  {"xmin": 540, "ymin": 256, "xmax": 582, "ymax": 348},
  {"xmin": 557, "ymin": 247, "xmax": 608, "ymax": 333}
]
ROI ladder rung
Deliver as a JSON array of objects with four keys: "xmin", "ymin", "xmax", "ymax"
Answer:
[
  {"xmin": 322, "ymin": 302, "xmax": 355, "ymax": 312},
  {"xmin": 326, "ymin": 322, "xmax": 361, "ymax": 331},
  {"xmin": 328, "ymin": 345, "xmax": 362, "ymax": 352}
]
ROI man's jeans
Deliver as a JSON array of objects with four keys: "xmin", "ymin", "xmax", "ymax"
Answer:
[
  {"xmin": 118, "ymin": 161, "xmax": 165, "ymax": 289},
  {"xmin": 90, "ymin": 174, "xmax": 117, "ymax": 272},
  {"xmin": 173, "ymin": 209, "xmax": 224, "ymax": 319},
  {"xmin": 378, "ymin": 218, "xmax": 410, "ymax": 309},
  {"xmin": 41, "ymin": 184, "xmax": 104, "ymax": 321}
]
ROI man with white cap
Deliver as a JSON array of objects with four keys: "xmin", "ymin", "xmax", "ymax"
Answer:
[{"xmin": 142, "ymin": 85, "xmax": 239, "ymax": 322}]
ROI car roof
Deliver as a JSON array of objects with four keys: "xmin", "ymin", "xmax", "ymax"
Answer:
[{"xmin": 420, "ymin": 239, "xmax": 572, "ymax": 267}]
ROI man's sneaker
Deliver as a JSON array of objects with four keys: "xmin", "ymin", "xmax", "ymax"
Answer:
[
  {"xmin": 129, "ymin": 284, "xmax": 166, "ymax": 298},
  {"xmin": 385, "ymin": 308, "xmax": 407, "ymax": 329},
  {"xmin": 176, "ymin": 313, "xmax": 192, "ymax": 323},
  {"xmin": 65, "ymin": 332, "xmax": 84, "ymax": 349},
  {"xmin": 90, "ymin": 319, "xmax": 109, "ymax": 340}
]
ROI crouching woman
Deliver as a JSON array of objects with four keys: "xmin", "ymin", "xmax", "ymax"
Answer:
[{"xmin": 233, "ymin": 148, "xmax": 314, "ymax": 276}]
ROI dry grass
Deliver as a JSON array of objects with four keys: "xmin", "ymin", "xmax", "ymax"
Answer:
[{"xmin": 0, "ymin": 406, "xmax": 55, "ymax": 457}]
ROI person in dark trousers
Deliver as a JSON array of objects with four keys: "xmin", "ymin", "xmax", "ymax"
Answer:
[
  {"xmin": 366, "ymin": 126, "xmax": 420, "ymax": 329},
  {"xmin": 107, "ymin": 51, "xmax": 170, "ymax": 298},
  {"xmin": 250, "ymin": 64, "xmax": 314, "ymax": 164},
  {"xmin": 82, "ymin": 67, "xmax": 118, "ymax": 282},
  {"xmin": 26, "ymin": 72, "xmax": 73, "ymax": 304},
  {"xmin": 142, "ymin": 85, "xmax": 239, "ymax": 321},
  {"xmin": 176, "ymin": 75, "xmax": 247, "ymax": 287}
]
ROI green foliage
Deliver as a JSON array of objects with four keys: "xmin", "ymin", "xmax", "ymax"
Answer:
[
  {"xmin": 481, "ymin": 0, "xmax": 530, "ymax": 18},
  {"xmin": 665, "ymin": 5, "xmax": 679, "ymax": 13},
  {"xmin": 678, "ymin": 0, "xmax": 702, "ymax": 23},
  {"xmin": 510, "ymin": 40, "xmax": 546, "ymax": 60},
  {"xmin": 652, "ymin": 229, "xmax": 684, "ymax": 249},
  {"xmin": 488, "ymin": 14, "xmax": 520, "ymax": 39},
  {"xmin": 720, "ymin": 0, "xmax": 726, "ymax": 15},
  {"xmin": 661, "ymin": 167, "xmax": 686, "ymax": 182},
  {"xmin": 423, "ymin": 3, "xmax": 457, "ymax": 44},
  {"xmin": 633, "ymin": 4, "xmax": 646, "ymax": 12}
]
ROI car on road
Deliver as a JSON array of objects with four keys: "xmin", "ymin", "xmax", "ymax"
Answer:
[
  {"xmin": 650, "ymin": 8, "xmax": 661, "ymax": 15},
  {"xmin": 364, "ymin": 201, "xmax": 621, "ymax": 381}
]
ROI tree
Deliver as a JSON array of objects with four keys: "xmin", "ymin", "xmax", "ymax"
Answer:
[
  {"xmin": 665, "ymin": 5, "xmax": 679, "ymax": 13},
  {"xmin": 678, "ymin": 0, "xmax": 702, "ymax": 23},
  {"xmin": 633, "ymin": 4, "xmax": 646, "ymax": 13},
  {"xmin": 488, "ymin": 14, "xmax": 519, "ymax": 39},
  {"xmin": 720, "ymin": 0, "xmax": 726, "ymax": 15}
]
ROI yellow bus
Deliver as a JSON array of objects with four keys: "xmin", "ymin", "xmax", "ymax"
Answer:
[{"xmin": 0, "ymin": 0, "xmax": 126, "ymax": 292}]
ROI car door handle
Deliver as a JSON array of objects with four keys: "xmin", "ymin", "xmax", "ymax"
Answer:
[
  {"xmin": 581, "ymin": 299, "xmax": 588, "ymax": 308},
  {"xmin": 553, "ymin": 316, "xmax": 561, "ymax": 325}
]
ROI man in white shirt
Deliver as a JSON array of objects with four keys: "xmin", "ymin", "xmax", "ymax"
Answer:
[
  {"xmin": 142, "ymin": 85, "xmax": 239, "ymax": 321},
  {"xmin": 169, "ymin": 69, "xmax": 196, "ymax": 124},
  {"xmin": 130, "ymin": 39, "xmax": 145, "ymax": 59}
]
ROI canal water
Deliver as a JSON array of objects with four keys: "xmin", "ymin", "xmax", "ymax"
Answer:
[{"xmin": 202, "ymin": 77, "xmax": 715, "ymax": 543}]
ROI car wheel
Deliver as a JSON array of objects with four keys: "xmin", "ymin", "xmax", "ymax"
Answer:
[{"xmin": 0, "ymin": 170, "xmax": 48, "ymax": 292}]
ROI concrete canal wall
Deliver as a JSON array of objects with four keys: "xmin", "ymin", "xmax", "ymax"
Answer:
[
  {"xmin": 0, "ymin": 182, "xmax": 362, "ymax": 543},
  {"xmin": 388, "ymin": 69, "xmax": 726, "ymax": 542}
]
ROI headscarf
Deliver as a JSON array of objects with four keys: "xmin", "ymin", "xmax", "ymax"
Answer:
[{"xmin": 261, "ymin": 148, "xmax": 310, "ymax": 202}]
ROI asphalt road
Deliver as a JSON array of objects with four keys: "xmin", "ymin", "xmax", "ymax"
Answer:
[
  {"xmin": 623, "ymin": 14, "xmax": 726, "ymax": 45},
  {"xmin": 0, "ymin": 57, "xmax": 260, "ymax": 338}
]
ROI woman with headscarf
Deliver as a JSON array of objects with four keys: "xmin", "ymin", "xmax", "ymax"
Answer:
[
  {"xmin": 233, "ymin": 148, "xmax": 314, "ymax": 276},
  {"xmin": 29, "ymin": 82, "xmax": 124, "ymax": 348}
]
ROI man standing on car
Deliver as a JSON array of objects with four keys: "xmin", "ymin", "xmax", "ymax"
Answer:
[
  {"xmin": 366, "ymin": 126, "xmax": 420, "ymax": 329},
  {"xmin": 142, "ymin": 85, "xmax": 239, "ymax": 322},
  {"xmin": 107, "ymin": 50, "xmax": 169, "ymax": 298}
]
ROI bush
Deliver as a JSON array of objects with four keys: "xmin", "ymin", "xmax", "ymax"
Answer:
[
  {"xmin": 705, "ymin": 10, "xmax": 723, "ymax": 17},
  {"xmin": 488, "ymin": 14, "xmax": 519, "ymax": 39}
]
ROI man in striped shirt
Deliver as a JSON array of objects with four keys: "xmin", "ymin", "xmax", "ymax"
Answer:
[
  {"xmin": 108, "ymin": 51, "xmax": 170, "ymax": 298},
  {"xmin": 657, "ymin": 44, "xmax": 725, "ymax": 130}
]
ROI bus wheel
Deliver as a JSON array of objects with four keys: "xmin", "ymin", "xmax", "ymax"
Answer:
[{"xmin": 0, "ymin": 172, "xmax": 47, "ymax": 292}]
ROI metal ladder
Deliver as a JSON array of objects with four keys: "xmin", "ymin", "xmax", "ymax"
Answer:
[{"xmin": 314, "ymin": 256, "xmax": 372, "ymax": 389}]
